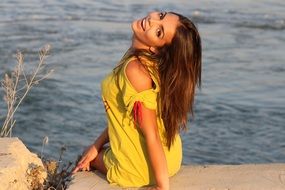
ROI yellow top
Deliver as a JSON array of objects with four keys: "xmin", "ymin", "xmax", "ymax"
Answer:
[{"xmin": 101, "ymin": 54, "xmax": 182, "ymax": 187}]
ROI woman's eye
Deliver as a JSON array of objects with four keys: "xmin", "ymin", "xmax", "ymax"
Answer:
[
  {"xmin": 159, "ymin": 12, "xmax": 166, "ymax": 20},
  {"xmin": 156, "ymin": 28, "xmax": 162, "ymax": 37},
  {"xmin": 159, "ymin": 12, "xmax": 164, "ymax": 19}
]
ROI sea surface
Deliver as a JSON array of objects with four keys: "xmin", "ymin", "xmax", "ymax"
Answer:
[{"xmin": 0, "ymin": 0, "xmax": 284, "ymax": 165}]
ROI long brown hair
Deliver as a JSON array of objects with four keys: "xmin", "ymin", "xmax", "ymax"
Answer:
[
  {"xmin": 114, "ymin": 12, "xmax": 202, "ymax": 149},
  {"xmin": 157, "ymin": 12, "xmax": 202, "ymax": 149}
]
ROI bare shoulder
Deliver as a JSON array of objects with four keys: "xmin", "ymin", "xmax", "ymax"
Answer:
[{"xmin": 125, "ymin": 59, "xmax": 152, "ymax": 92}]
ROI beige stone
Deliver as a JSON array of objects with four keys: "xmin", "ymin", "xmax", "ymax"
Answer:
[
  {"xmin": 68, "ymin": 164, "xmax": 285, "ymax": 190},
  {"xmin": 0, "ymin": 137, "xmax": 45, "ymax": 190},
  {"xmin": 1, "ymin": 138, "xmax": 285, "ymax": 190}
]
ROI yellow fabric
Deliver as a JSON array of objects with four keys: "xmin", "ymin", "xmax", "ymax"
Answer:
[{"xmin": 101, "ymin": 55, "xmax": 182, "ymax": 187}]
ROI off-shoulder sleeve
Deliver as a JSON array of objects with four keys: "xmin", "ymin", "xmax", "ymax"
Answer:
[
  {"xmin": 122, "ymin": 86, "xmax": 158, "ymax": 127},
  {"xmin": 124, "ymin": 89, "xmax": 157, "ymax": 111},
  {"xmin": 120, "ymin": 61, "xmax": 159, "ymax": 126}
]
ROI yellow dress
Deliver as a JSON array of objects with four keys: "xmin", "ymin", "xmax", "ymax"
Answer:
[{"xmin": 101, "ymin": 54, "xmax": 182, "ymax": 187}]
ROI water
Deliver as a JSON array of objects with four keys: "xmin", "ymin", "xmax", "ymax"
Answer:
[{"xmin": 0, "ymin": 0, "xmax": 284, "ymax": 165}]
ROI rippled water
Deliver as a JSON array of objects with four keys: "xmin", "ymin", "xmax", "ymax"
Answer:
[{"xmin": 0, "ymin": 0, "xmax": 284, "ymax": 164}]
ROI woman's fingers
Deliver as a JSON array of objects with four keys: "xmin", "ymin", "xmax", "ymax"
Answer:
[
  {"xmin": 72, "ymin": 161, "xmax": 90, "ymax": 174},
  {"xmin": 72, "ymin": 155, "xmax": 88, "ymax": 174},
  {"xmin": 72, "ymin": 144, "xmax": 99, "ymax": 174},
  {"xmin": 72, "ymin": 152, "xmax": 94, "ymax": 174},
  {"xmin": 72, "ymin": 164, "xmax": 81, "ymax": 174}
]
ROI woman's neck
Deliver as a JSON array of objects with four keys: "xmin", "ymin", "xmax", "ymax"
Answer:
[{"xmin": 131, "ymin": 35, "xmax": 148, "ymax": 50}]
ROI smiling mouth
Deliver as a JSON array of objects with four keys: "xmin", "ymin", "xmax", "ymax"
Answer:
[{"xmin": 141, "ymin": 17, "xmax": 146, "ymax": 31}]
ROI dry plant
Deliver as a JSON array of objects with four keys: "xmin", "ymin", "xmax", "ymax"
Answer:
[
  {"xmin": 26, "ymin": 163, "xmax": 46, "ymax": 190},
  {"xmin": 41, "ymin": 146, "xmax": 73, "ymax": 190},
  {"xmin": 41, "ymin": 136, "xmax": 49, "ymax": 159},
  {"xmin": 0, "ymin": 45, "xmax": 74, "ymax": 189},
  {"xmin": 0, "ymin": 44, "xmax": 54, "ymax": 137},
  {"xmin": 26, "ymin": 145, "xmax": 74, "ymax": 190}
]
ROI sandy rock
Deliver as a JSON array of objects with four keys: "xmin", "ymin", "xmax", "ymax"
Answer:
[{"xmin": 0, "ymin": 137, "xmax": 46, "ymax": 190}]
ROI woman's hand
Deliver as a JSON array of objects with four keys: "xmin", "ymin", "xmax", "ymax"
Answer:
[
  {"xmin": 72, "ymin": 128, "xmax": 109, "ymax": 174},
  {"xmin": 72, "ymin": 144, "xmax": 98, "ymax": 174},
  {"xmin": 148, "ymin": 187, "xmax": 169, "ymax": 190}
]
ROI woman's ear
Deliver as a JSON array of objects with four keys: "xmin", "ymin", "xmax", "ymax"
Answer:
[{"xmin": 149, "ymin": 46, "xmax": 158, "ymax": 54}]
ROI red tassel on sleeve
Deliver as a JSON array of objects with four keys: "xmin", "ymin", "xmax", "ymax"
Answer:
[{"xmin": 133, "ymin": 101, "xmax": 142, "ymax": 127}]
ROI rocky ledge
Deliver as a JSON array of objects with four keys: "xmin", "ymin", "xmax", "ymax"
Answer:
[
  {"xmin": 0, "ymin": 138, "xmax": 45, "ymax": 190},
  {"xmin": 1, "ymin": 138, "xmax": 285, "ymax": 190},
  {"xmin": 68, "ymin": 163, "xmax": 285, "ymax": 190}
]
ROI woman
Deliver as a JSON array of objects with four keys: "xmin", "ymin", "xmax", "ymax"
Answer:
[{"xmin": 73, "ymin": 11, "xmax": 201, "ymax": 190}]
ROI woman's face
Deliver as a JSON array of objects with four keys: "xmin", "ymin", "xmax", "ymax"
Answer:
[{"xmin": 131, "ymin": 11, "xmax": 179, "ymax": 51}]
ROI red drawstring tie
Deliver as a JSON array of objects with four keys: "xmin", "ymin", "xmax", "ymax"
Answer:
[{"xmin": 133, "ymin": 101, "xmax": 142, "ymax": 127}]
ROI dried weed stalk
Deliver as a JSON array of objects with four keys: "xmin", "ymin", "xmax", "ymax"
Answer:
[
  {"xmin": 42, "ymin": 146, "xmax": 73, "ymax": 190},
  {"xmin": 0, "ymin": 45, "xmax": 54, "ymax": 137}
]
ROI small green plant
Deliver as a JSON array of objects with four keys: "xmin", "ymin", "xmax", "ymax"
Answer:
[{"xmin": 0, "ymin": 44, "xmax": 54, "ymax": 137}]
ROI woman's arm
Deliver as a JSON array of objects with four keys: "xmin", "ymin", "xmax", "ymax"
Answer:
[
  {"xmin": 72, "ymin": 127, "xmax": 109, "ymax": 173},
  {"xmin": 140, "ymin": 106, "xmax": 169, "ymax": 190},
  {"xmin": 126, "ymin": 60, "xmax": 169, "ymax": 190}
]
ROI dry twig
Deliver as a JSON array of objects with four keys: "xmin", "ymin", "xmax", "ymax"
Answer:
[{"xmin": 0, "ymin": 44, "xmax": 54, "ymax": 137}]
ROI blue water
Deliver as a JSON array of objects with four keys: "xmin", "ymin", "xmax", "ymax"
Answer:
[{"xmin": 0, "ymin": 0, "xmax": 284, "ymax": 164}]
